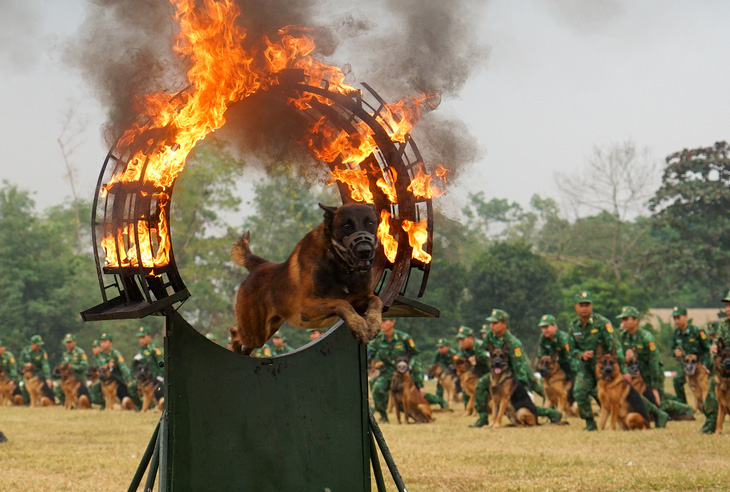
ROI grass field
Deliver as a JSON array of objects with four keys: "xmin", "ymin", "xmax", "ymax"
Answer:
[{"xmin": 1, "ymin": 380, "xmax": 729, "ymax": 492}]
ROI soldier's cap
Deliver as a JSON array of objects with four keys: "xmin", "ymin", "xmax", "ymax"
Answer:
[
  {"xmin": 616, "ymin": 306, "xmax": 640, "ymax": 319},
  {"xmin": 136, "ymin": 326, "xmax": 150, "ymax": 337},
  {"xmin": 707, "ymin": 321, "xmax": 720, "ymax": 334},
  {"xmin": 480, "ymin": 324, "xmax": 488, "ymax": 334},
  {"xmin": 205, "ymin": 333, "xmax": 218, "ymax": 342},
  {"xmin": 99, "ymin": 332, "xmax": 112, "ymax": 341},
  {"xmin": 722, "ymin": 290, "xmax": 730, "ymax": 303},
  {"xmin": 538, "ymin": 314, "xmax": 557, "ymax": 327},
  {"xmin": 30, "ymin": 334, "xmax": 44, "ymax": 345},
  {"xmin": 574, "ymin": 291, "xmax": 593, "ymax": 304},
  {"xmin": 456, "ymin": 326, "xmax": 474, "ymax": 339},
  {"xmin": 92, "ymin": 339, "xmax": 100, "ymax": 348},
  {"xmin": 306, "ymin": 328, "xmax": 323, "ymax": 333},
  {"xmin": 436, "ymin": 338, "xmax": 449, "ymax": 348},
  {"xmin": 671, "ymin": 306, "xmax": 687, "ymax": 317},
  {"xmin": 485, "ymin": 309, "xmax": 509, "ymax": 323},
  {"xmin": 272, "ymin": 332, "xmax": 284, "ymax": 339},
  {"xmin": 63, "ymin": 333, "xmax": 76, "ymax": 343}
]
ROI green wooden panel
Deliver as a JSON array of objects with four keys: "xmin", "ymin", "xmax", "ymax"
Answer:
[{"xmin": 161, "ymin": 311, "xmax": 370, "ymax": 491}]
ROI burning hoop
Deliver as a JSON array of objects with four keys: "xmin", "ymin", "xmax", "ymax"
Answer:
[{"xmin": 82, "ymin": 70, "xmax": 439, "ymax": 321}]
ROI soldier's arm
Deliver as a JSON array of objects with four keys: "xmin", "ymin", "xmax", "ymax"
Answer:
[
  {"xmin": 697, "ymin": 327, "xmax": 712, "ymax": 367},
  {"xmin": 41, "ymin": 354, "xmax": 52, "ymax": 380},
  {"xmin": 117, "ymin": 356, "xmax": 133, "ymax": 384},
  {"xmin": 473, "ymin": 344, "xmax": 490, "ymax": 369},
  {"xmin": 603, "ymin": 322, "xmax": 627, "ymax": 374},
  {"xmin": 9, "ymin": 356, "xmax": 19, "ymax": 381},
  {"xmin": 152, "ymin": 347, "xmax": 164, "ymax": 378},
  {"xmin": 644, "ymin": 332, "xmax": 663, "ymax": 388},
  {"xmin": 72, "ymin": 353, "xmax": 89, "ymax": 374},
  {"xmin": 18, "ymin": 348, "xmax": 29, "ymax": 366}
]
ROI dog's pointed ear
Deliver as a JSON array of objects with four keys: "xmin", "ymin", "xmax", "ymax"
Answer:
[
  {"xmin": 319, "ymin": 203, "xmax": 337, "ymax": 234},
  {"xmin": 551, "ymin": 352, "xmax": 559, "ymax": 362}
]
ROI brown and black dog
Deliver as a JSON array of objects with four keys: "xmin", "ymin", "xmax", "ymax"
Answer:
[
  {"xmin": 713, "ymin": 338, "xmax": 730, "ymax": 434},
  {"xmin": 98, "ymin": 365, "xmax": 136, "ymax": 411},
  {"xmin": 230, "ymin": 203, "xmax": 382, "ymax": 354},
  {"xmin": 595, "ymin": 348, "xmax": 650, "ymax": 430},
  {"xmin": 135, "ymin": 363, "xmax": 164, "ymax": 412},
  {"xmin": 428, "ymin": 363, "xmax": 460, "ymax": 404},
  {"xmin": 683, "ymin": 353, "xmax": 710, "ymax": 413},
  {"xmin": 0, "ymin": 367, "xmax": 24, "ymax": 406},
  {"xmin": 537, "ymin": 354, "xmax": 578, "ymax": 417},
  {"xmin": 389, "ymin": 357, "xmax": 433, "ymax": 424},
  {"xmin": 488, "ymin": 345, "xmax": 537, "ymax": 428},
  {"xmin": 54, "ymin": 363, "xmax": 90, "ymax": 410},
  {"xmin": 453, "ymin": 356, "xmax": 480, "ymax": 417},
  {"xmin": 21, "ymin": 363, "xmax": 55, "ymax": 407}
]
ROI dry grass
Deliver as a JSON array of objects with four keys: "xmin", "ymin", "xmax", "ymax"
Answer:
[{"xmin": 1, "ymin": 379, "xmax": 729, "ymax": 492}]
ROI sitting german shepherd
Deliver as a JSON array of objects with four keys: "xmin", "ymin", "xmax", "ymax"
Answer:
[
  {"xmin": 0, "ymin": 367, "xmax": 23, "ymax": 406},
  {"xmin": 54, "ymin": 363, "xmax": 90, "ymax": 410},
  {"xmin": 453, "ymin": 356, "xmax": 481, "ymax": 417},
  {"xmin": 625, "ymin": 353, "xmax": 658, "ymax": 406},
  {"xmin": 21, "ymin": 363, "xmax": 55, "ymax": 407},
  {"xmin": 98, "ymin": 365, "xmax": 136, "ymax": 411},
  {"xmin": 428, "ymin": 363, "xmax": 460, "ymax": 404},
  {"xmin": 683, "ymin": 353, "xmax": 709, "ymax": 413},
  {"xmin": 230, "ymin": 203, "xmax": 382, "ymax": 354},
  {"xmin": 389, "ymin": 357, "xmax": 433, "ymax": 424},
  {"xmin": 488, "ymin": 345, "xmax": 537, "ymax": 428},
  {"xmin": 537, "ymin": 354, "xmax": 577, "ymax": 417},
  {"xmin": 135, "ymin": 363, "xmax": 164, "ymax": 412},
  {"xmin": 714, "ymin": 338, "xmax": 730, "ymax": 434},
  {"xmin": 595, "ymin": 348, "xmax": 650, "ymax": 430}
]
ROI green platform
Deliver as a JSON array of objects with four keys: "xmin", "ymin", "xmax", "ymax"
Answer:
[{"xmin": 154, "ymin": 310, "xmax": 377, "ymax": 491}]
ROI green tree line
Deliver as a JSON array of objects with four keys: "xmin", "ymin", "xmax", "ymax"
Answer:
[{"xmin": 1, "ymin": 141, "xmax": 728, "ymax": 368}]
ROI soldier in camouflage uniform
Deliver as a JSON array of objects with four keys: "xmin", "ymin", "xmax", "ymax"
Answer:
[
  {"xmin": 89, "ymin": 332, "xmax": 132, "ymax": 409},
  {"xmin": 307, "ymin": 328, "xmax": 324, "ymax": 342},
  {"xmin": 455, "ymin": 326, "xmax": 491, "ymax": 427},
  {"xmin": 706, "ymin": 321, "xmax": 720, "ymax": 344},
  {"xmin": 699, "ymin": 291, "xmax": 730, "ymax": 433},
  {"xmin": 251, "ymin": 344, "xmax": 272, "ymax": 357},
  {"xmin": 569, "ymin": 291, "xmax": 629, "ymax": 431},
  {"xmin": 18, "ymin": 334, "xmax": 53, "ymax": 405},
  {"xmin": 129, "ymin": 326, "xmax": 164, "ymax": 410},
  {"xmin": 88, "ymin": 339, "xmax": 104, "ymax": 407},
  {"xmin": 670, "ymin": 306, "xmax": 711, "ymax": 404},
  {"xmin": 0, "ymin": 338, "xmax": 21, "ymax": 400},
  {"xmin": 430, "ymin": 338, "xmax": 457, "ymax": 408},
  {"xmin": 617, "ymin": 306, "xmax": 688, "ymax": 425},
  {"xmin": 271, "ymin": 333, "xmax": 293, "ymax": 356},
  {"xmin": 537, "ymin": 314, "xmax": 578, "ymax": 379},
  {"xmin": 54, "ymin": 333, "xmax": 89, "ymax": 404},
  {"xmin": 479, "ymin": 309, "xmax": 562, "ymax": 425},
  {"xmin": 368, "ymin": 319, "xmax": 423, "ymax": 423}
]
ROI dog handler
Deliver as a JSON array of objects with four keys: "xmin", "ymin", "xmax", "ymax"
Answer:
[
  {"xmin": 368, "ymin": 319, "xmax": 423, "ymax": 423},
  {"xmin": 54, "ymin": 333, "xmax": 89, "ymax": 404},
  {"xmin": 698, "ymin": 290, "xmax": 730, "ymax": 434},
  {"xmin": 670, "ymin": 306, "xmax": 711, "ymax": 405},
  {"xmin": 129, "ymin": 326, "xmax": 164, "ymax": 410},
  {"xmin": 455, "ymin": 326, "xmax": 491, "ymax": 427},
  {"xmin": 18, "ymin": 334, "xmax": 52, "ymax": 405},
  {"xmin": 481, "ymin": 309, "xmax": 563, "ymax": 425},
  {"xmin": 569, "ymin": 291, "xmax": 628, "ymax": 431}
]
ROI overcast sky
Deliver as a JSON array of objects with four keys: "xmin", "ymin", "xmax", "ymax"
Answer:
[{"xmin": 1, "ymin": 0, "xmax": 729, "ymax": 219}]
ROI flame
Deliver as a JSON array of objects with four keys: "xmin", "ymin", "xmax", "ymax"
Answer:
[
  {"xmin": 435, "ymin": 163, "xmax": 451, "ymax": 184},
  {"xmin": 378, "ymin": 210, "xmax": 398, "ymax": 263},
  {"xmin": 407, "ymin": 162, "xmax": 446, "ymax": 199},
  {"xmin": 101, "ymin": 0, "xmax": 443, "ymax": 269},
  {"xmin": 401, "ymin": 219, "xmax": 431, "ymax": 263}
]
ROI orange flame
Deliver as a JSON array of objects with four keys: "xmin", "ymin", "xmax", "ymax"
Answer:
[
  {"xmin": 435, "ymin": 163, "xmax": 451, "ymax": 183},
  {"xmin": 407, "ymin": 162, "xmax": 446, "ymax": 199},
  {"xmin": 376, "ymin": 168, "xmax": 398, "ymax": 203},
  {"xmin": 401, "ymin": 219, "xmax": 431, "ymax": 263},
  {"xmin": 378, "ymin": 210, "xmax": 398, "ymax": 263}
]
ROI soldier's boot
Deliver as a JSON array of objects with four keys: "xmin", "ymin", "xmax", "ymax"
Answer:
[
  {"xmin": 699, "ymin": 418, "xmax": 716, "ymax": 434},
  {"xmin": 583, "ymin": 419, "xmax": 598, "ymax": 431},
  {"xmin": 378, "ymin": 411, "xmax": 389, "ymax": 424},
  {"xmin": 547, "ymin": 409, "xmax": 563, "ymax": 423},
  {"xmin": 469, "ymin": 413, "xmax": 489, "ymax": 428},
  {"xmin": 673, "ymin": 381, "xmax": 687, "ymax": 404},
  {"xmin": 655, "ymin": 409, "xmax": 669, "ymax": 429},
  {"xmin": 424, "ymin": 393, "xmax": 448, "ymax": 409}
]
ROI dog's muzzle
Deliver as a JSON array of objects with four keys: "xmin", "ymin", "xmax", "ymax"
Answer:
[
  {"xmin": 627, "ymin": 362, "xmax": 639, "ymax": 377},
  {"xmin": 331, "ymin": 231, "xmax": 379, "ymax": 272},
  {"xmin": 395, "ymin": 361, "xmax": 409, "ymax": 374},
  {"xmin": 684, "ymin": 362, "xmax": 697, "ymax": 376}
]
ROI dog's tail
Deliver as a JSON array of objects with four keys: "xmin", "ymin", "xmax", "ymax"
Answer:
[{"xmin": 231, "ymin": 231, "xmax": 269, "ymax": 271}]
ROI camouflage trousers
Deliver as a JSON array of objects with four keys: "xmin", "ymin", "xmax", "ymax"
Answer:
[
  {"xmin": 575, "ymin": 368, "xmax": 665, "ymax": 422},
  {"xmin": 701, "ymin": 379, "xmax": 718, "ymax": 430},
  {"xmin": 371, "ymin": 371, "xmax": 394, "ymax": 416},
  {"xmin": 672, "ymin": 368, "xmax": 688, "ymax": 403},
  {"xmin": 89, "ymin": 381, "xmax": 104, "ymax": 408},
  {"xmin": 657, "ymin": 388, "xmax": 694, "ymax": 418},
  {"xmin": 473, "ymin": 375, "xmax": 557, "ymax": 420}
]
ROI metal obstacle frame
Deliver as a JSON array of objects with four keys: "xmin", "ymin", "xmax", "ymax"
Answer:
[{"xmin": 82, "ymin": 73, "xmax": 441, "ymax": 491}]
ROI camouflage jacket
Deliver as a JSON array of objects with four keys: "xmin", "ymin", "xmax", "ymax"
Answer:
[
  {"xmin": 569, "ymin": 313, "xmax": 626, "ymax": 374},
  {"xmin": 19, "ymin": 345, "xmax": 51, "ymax": 380}
]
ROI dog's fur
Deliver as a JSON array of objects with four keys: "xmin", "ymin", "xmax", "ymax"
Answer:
[
  {"xmin": 625, "ymin": 353, "xmax": 658, "ymax": 406},
  {"xmin": 21, "ymin": 363, "xmax": 55, "ymax": 407},
  {"xmin": 135, "ymin": 363, "xmax": 164, "ymax": 412},
  {"xmin": 537, "ymin": 354, "xmax": 578, "ymax": 417},
  {"xmin": 389, "ymin": 357, "xmax": 433, "ymax": 424},
  {"xmin": 98, "ymin": 365, "xmax": 136, "ymax": 411},
  {"xmin": 230, "ymin": 203, "xmax": 383, "ymax": 354},
  {"xmin": 713, "ymin": 338, "xmax": 730, "ymax": 434},
  {"xmin": 453, "ymin": 356, "xmax": 481, "ymax": 416},
  {"xmin": 0, "ymin": 367, "xmax": 23, "ymax": 406},
  {"xmin": 428, "ymin": 363, "xmax": 460, "ymax": 404},
  {"xmin": 488, "ymin": 345, "xmax": 537, "ymax": 428},
  {"xmin": 683, "ymin": 353, "xmax": 709, "ymax": 413},
  {"xmin": 54, "ymin": 363, "xmax": 90, "ymax": 410},
  {"xmin": 595, "ymin": 348, "xmax": 650, "ymax": 430}
]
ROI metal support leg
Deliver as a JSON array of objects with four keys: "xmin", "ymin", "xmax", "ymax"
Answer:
[
  {"xmin": 368, "ymin": 408, "xmax": 407, "ymax": 492},
  {"xmin": 128, "ymin": 418, "xmax": 161, "ymax": 492}
]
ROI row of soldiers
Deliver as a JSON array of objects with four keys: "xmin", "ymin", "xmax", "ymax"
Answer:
[
  {"xmin": 368, "ymin": 289, "xmax": 730, "ymax": 433},
  {"xmin": 0, "ymin": 326, "xmax": 163, "ymax": 409}
]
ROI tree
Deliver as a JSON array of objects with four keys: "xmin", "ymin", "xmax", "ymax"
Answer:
[{"xmin": 647, "ymin": 141, "xmax": 730, "ymax": 306}]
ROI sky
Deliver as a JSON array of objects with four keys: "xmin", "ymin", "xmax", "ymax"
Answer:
[{"xmin": 1, "ymin": 0, "xmax": 729, "ymax": 220}]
